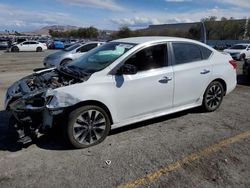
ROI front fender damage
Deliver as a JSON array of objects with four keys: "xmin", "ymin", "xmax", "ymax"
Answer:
[
  {"xmin": 5, "ymin": 68, "xmax": 86, "ymax": 145},
  {"xmin": 46, "ymin": 89, "xmax": 81, "ymax": 109}
]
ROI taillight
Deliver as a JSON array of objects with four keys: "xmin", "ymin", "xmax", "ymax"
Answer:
[{"xmin": 229, "ymin": 59, "xmax": 237, "ymax": 69}]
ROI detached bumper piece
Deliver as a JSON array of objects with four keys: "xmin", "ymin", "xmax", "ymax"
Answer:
[{"xmin": 9, "ymin": 99, "xmax": 57, "ymax": 145}]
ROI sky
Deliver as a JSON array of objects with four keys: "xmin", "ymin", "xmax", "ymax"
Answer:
[{"xmin": 0, "ymin": 0, "xmax": 249, "ymax": 32}]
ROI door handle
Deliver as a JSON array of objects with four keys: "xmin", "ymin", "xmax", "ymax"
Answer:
[
  {"xmin": 159, "ymin": 76, "xmax": 172, "ymax": 83},
  {"xmin": 200, "ymin": 69, "xmax": 210, "ymax": 74}
]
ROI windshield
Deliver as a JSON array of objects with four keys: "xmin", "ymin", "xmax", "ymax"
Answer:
[
  {"xmin": 64, "ymin": 43, "xmax": 82, "ymax": 51},
  {"xmin": 230, "ymin": 45, "xmax": 247, "ymax": 50},
  {"xmin": 67, "ymin": 42, "xmax": 136, "ymax": 74}
]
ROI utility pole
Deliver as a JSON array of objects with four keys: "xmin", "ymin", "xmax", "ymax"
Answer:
[
  {"xmin": 243, "ymin": 17, "xmax": 249, "ymax": 40},
  {"xmin": 200, "ymin": 21, "xmax": 207, "ymax": 44}
]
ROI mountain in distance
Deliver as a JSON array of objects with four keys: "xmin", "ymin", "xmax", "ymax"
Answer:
[{"xmin": 23, "ymin": 25, "xmax": 80, "ymax": 35}]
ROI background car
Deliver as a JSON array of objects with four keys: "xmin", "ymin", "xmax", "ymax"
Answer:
[
  {"xmin": 223, "ymin": 43, "xmax": 250, "ymax": 60},
  {"xmin": 43, "ymin": 41, "xmax": 104, "ymax": 67},
  {"xmin": 11, "ymin": 41, "xmax": 47, "ymax": 52},
  {"xmin": 48, "ymin": 40, "xmax": 65, "ymax": 49},
  {"xmin": 0, "ymin": 39, "xmax": 9, "ymax": 49}
]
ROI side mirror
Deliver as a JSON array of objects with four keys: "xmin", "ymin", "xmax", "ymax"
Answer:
[{"xmin": 116, "ymin": 64, "xmax": 137, "ymax": 75}]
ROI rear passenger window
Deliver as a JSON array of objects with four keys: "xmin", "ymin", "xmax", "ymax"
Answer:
[
  {"xmin": 172, "ymin": 43, "xmax": 202, "ymax": 65},
  {"xmin": 200, "ymin": 46, "xmax": 212, "ymax": 59}
]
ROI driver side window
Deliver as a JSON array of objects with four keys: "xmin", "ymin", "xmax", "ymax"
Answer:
[
  {"xmin": 124, "ymin": 44, "xmax": 168, "ymax": 72},
  {"xmin": 77, "ymin": 43, "xmax": 98, "ymax": 53}
]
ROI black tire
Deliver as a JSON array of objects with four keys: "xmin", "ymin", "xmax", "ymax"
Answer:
[
  {"xmin": 60, "ymin": 59, "xmax": 72, "ymax": 66},
  {"xmin": 65, "ymin": 105, "xmax": 111, "ymax": 149},
  {"xmin": 240, "ymin": 54, "xmax": 246, "ymax": 61},
  {"xmin": 12, "ymin": 46, "xmax": 19, "ymax": 52},
  {"xmin": 36, "ymin": 47, "xmax": 42, "ymax": 52},
  {"xmin": 202, "ymin": 81, "xmax": 224, "ymax": 112}
]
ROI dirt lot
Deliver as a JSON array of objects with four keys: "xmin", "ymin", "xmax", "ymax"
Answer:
[{"xmin": 0, "ymin": 50, "xmax": 250, "ymax": 188}]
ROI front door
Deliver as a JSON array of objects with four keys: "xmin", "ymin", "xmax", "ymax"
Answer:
[{"xmin": 111, "ymin": 43, "xmax": 174, "ymax": 122}]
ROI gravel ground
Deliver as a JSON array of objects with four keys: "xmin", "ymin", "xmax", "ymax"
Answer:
[{"xmin": 0, "ymin": 50, "xmax": 249, "ymax": 188}]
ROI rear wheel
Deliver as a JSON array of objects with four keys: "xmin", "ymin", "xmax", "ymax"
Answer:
[
  {"xmin": 65, "ymin": 105, "xmax": 111, "ymax": 148},
  {"xmin": 36, "ymin": 47, "xmax": 42, "ymax": 52},
  {"xmin": 202, "ymin": 81, "xmax": 224, "ymax": 112}
]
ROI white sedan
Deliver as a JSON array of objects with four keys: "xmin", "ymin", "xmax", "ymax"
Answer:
[
  {"xmin": 11, "ymin": 41, "xmax": 47, "ymax": 52},
  {"xmin": 5, "ymin": 37, "xmax": 237, "ymax": 148},
  {"xmin": 223, "ymin": 43, "xmax": 250, "ymax": 60}
]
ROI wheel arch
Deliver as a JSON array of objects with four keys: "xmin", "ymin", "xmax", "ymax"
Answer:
[
  {"xmin": 66, "ymin": 100, "xmax": 113, "ymax": 124},
  {"xmin": 209, "ymin": 78, "xmax": 227, "ymax": 95},
  {"xmin": 60, "ymin": 58, "xmax": 73, "ymax": 65}
]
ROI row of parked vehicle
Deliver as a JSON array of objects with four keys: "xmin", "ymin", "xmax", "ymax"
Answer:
[
  {"xmin": 0, "ymin": 37, "xmax": 95, "ymax": 52},
  {"xmin": 43, "ymin": 41, "xmax": 250, "ymax": 76}
]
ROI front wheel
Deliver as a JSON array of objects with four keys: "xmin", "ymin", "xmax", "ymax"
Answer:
[
  {"xmin": 65, "ymin": 105, "xmax": 111, "ymax": 148},
  {"xmin": 60, "ymin": 59, "xmax": 72, "ymax": 66},
  {"xmin": 12, "ymin": 46, "xmax": 19, "ymax": 52},
  {"xmin": 202, "ymin": 81, "xmax": 224, "ymax": 112}
]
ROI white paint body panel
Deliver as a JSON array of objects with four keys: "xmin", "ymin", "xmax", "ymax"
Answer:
[{"xmin": 46, "ymin": 37, "xmax": 237, "ymax": 129}]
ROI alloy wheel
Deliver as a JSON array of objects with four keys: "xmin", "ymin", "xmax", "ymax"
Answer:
[
  {"xmin": 205, "ymin": 84, "xmax": 223, "ymax": 110},
  {"xmin": 72, "ymin": 109, "xmax": 107, "ymax": 145}
]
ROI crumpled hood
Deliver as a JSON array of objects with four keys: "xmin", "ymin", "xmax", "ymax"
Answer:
[{"xmin": 5, "ymin": 68, "xmax": 84, "ymax": 110}]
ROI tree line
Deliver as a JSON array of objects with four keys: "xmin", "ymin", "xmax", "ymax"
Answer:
[
  {"xmin": 113, "ymin": 17, "xmax": 249, "ymax": 40},
  {"xmin": 49, "ymin": 26, "xmax": 99, "ymax": 38},
  {"xmin": 48, "ymin": 17, "xmax": 249, "ymax": 40}
]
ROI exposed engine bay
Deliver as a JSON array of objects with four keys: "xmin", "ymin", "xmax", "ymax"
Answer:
[{"xmin": 5, "ymin": 67, "xmax": 88, "ymax": 144}]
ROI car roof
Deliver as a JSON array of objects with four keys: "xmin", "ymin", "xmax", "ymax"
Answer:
[
  {"xmin": 112, "ymin": 36, "xmax": 198, "ymax": 44},
  {"xmin": 22, "ymin": 40, "xmax": 38, "ymax": 42},
  {"xmin": 233, "ymin": 43, "xmax": 250, "ymax": 46},
  {"xmin": 79, "ymin": 41, "xmax": 104, "ymax": 46}
]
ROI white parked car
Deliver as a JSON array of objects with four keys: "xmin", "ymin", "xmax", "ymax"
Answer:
[
  {"xmin": 223, "ymin": 43, "xmax": 250, "ymax": 60},
  {"xmin": 5, "ymin": 37, "xmax": 237, "ymax": 148},
  {"xmin": 43, "ymin": 42, "xmax": 104, "ymax": 67},
  {"xmin": 11, "ymin": 41, "xmax": 47, "ymax": 52}
]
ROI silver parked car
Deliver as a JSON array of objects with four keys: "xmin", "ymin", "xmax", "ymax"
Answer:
[{"xmin": 43, "ymin": 42, "xmax": 105, "ymax": 67}]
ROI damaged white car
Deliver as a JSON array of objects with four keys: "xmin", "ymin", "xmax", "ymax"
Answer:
[{"xmin": 5, "ymin": 37, "xmax": 237, "ymax": 148}]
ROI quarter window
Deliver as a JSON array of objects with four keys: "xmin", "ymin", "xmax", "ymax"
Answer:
[
  {"xmin": 172, "ymin": 43, "xmax": 202, "ymax": 65},
  {"xmin": 200, "ymin": 46, "xmax": 212, "ymax": 59},
  {"xmin": 124, "ymin": 44, "xmax": 168, "ymax": 72}
]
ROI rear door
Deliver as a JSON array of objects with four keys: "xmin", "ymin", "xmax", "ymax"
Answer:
[
  {"xmin": 171, "ymin": 42, "xmax": 213, "ymax": 107},
  {"xmin": 29, "ymin": 41, "xmax": 39, "ymax": 51}
]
